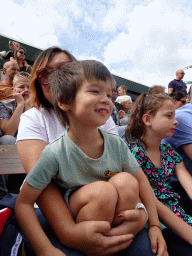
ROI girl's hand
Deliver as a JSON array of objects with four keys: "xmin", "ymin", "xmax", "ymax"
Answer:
[{"xmin": 148, "ymin": 227, "xmax": 168, "ymax": 256}]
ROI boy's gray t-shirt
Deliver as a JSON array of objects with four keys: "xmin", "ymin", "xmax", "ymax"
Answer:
[{"xmin": 26, "ymin": 129, "xmax": 139, "ymax": 190}]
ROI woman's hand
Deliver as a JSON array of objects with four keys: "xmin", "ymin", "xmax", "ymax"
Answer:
[
  {"xmin": 148, "ymin": 227, "xmax": 168, "ymax": 256},
  {"xmin": 72, "ymin": 220, "xmax": 134, "ymax": 256}
]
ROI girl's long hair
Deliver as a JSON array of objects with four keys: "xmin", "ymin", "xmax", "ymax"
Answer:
[{"xmin": 125, "ymin": 93, "xmax": 172, "ymax": 143}]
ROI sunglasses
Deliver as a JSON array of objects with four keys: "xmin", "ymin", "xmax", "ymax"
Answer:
[
  {"xmin": 179, "ymin": 100, "xmax": 186, "ymax": 105},
  {"xmin": 36, "ymin": 61, "xmax": 72, "ymax": 86},
  {"xmin": 19, "ymin": 51, "xmax": 26, "ymax": 55}
]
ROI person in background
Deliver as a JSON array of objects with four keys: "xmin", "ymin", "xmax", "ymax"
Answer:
[
  {"xmin": 115, "ymin": 85, "xmax": 132, "ymax": 103},
  {"xmin": 168, "ymin": 69, "xmax": 187, "ymax": 95},
  {"xmin": 0, "ymin": 60, "xmax": 19, "ymax": 101},
  {"xmin": 169, "ymin": 91, "xmax": 187, "ymax": 109},
  {"xmin": 0, "ymin": 71, "xmax": 30, "ymax": 201},
  {"xmin": 111, "ymin": 84, "xmax": 120, "ymax": 126},
  {"xmin": 188, "ymin": 84, "xmax": 192, "ymax": 103},
  {"xmin": 120, "ymin": 98, "xmax": 132, "ymax": 116},
  {"xmin": 11, "ymin": 46, "xmax": 31, "ymax": 73},
  {"xmin": 147, "ymin": 85, "xmax": 165, "ymax": 95}
]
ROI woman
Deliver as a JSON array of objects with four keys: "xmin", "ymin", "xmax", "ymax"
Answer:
[
  {"xmin": 12, "ymin": 46, "xmax": 31, "ymax": 73},
  {"xmin": 16, "ymin": 47, "xmax": 158, "ymax": 256}
]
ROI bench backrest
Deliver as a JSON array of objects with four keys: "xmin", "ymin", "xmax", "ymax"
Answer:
[{"xmin": 0, "ymin": 145, "xmax": 25, "ymax": 174}]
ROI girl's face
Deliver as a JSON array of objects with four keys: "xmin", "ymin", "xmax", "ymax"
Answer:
[
  {"xmin": 41, "ymin": 52, "xmax": 71, "ymax": 104},
  {"xmin": 146, "ymin": 100, "xmax": 178, "ymax": 139},
  {"xmin": 60, "ymin": 79, "xmax": 113, "ymax": 129}
]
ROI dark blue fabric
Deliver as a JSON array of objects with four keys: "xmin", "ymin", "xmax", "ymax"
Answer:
[
  {"xmin": 1, "ymin": 194, "xmax": 192, "ymax": 256},
  {"xmin": 168, "ymin": 79, "xmax": 187, "ymax": 94}
]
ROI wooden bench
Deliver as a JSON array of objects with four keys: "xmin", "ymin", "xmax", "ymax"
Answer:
[{"xmin": 0, "ymin": 145, "xmax": 25, "ymax": 175}]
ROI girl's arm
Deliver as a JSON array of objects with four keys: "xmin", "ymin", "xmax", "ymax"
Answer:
[
  {"xmin": 156, "ymin": 197, "xmax": 192, "ymax": 245},
  {"xmin": 133, "ymin": 168, "xmax": 167, "ymax": 256},
  {"xmin": 174, "ymin": 161, "xmax": 192, "ymax": 199},
  {"xmin": 15, "ymin": 182, "xmax": 66, "ymax": 256}
]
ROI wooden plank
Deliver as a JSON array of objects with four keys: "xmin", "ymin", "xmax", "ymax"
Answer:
[{"xmin": 0, "ymin": 145, "xmax": 25, "ymax": 174}]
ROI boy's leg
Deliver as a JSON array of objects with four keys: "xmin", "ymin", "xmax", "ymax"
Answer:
[
  {"xmin": 108, "ymin": 172, "xmax": 146, "ymax": 236},
  {"xmin": 69, "ymin": 181, "xmax": 118, "ymax": 223}
]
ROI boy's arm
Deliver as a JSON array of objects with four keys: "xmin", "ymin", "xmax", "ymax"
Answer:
[
  {"xmin": 133, "ymin": 168, "xmax": 167, "ymax": 256},
  {"xmin": 15, "ymin": 182, "xmax": 66, "ymax": 256},
  {"xmin": 0, "ymin": 103, "xmax": 24, "ymax": 136},
  {"xmin": 174, "ymin": 161, "xmax": 192, "ymax": 199}
]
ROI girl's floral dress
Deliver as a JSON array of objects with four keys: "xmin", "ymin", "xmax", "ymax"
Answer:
[{"xmin": 129, "ymin": 140, "xmax": 192, "ymax": 226}]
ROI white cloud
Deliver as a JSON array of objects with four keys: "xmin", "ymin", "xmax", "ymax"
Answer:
[
  {"xmin": 103, "ymin": 0, "xmax": 192, "ymax": 88},
  {"xmin": 0, "ymin": 0, "xmax": 81, "ymax": 49}
]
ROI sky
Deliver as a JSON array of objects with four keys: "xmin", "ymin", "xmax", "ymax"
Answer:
[{"xmin": 1, "ymin": 0, "xmax": 192, "ymax": 92}]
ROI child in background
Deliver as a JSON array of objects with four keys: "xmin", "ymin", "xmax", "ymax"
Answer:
[
  {"xmin": 0, "ymin": 71, "xmax": 31, "ymax": 143},
  {"xmin": 126, "ymin": 93, "xmax": 192, "ymax": 245},
  {"xmin": 15, "ymin": 61, "xmax": 167, "ymax": 256}
]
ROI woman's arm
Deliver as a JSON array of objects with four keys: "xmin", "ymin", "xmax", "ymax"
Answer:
[
  {"xmin": 17, "ymin": 140, "xmax": 48, "ymax": 174},
  {"xmin": 156, "ymin": 197, "xmax": 192, "ymax": 245},
  {"xmin": 133, "ymin": 168, "xmax": 167, "ymax": 256},
  {"xmin": 174, "ymin": 161, "xmax": 192, "ymax": 199},
  {"xmin": 17, "ymin": 139, "xmax": 133, "ymax": 255}
]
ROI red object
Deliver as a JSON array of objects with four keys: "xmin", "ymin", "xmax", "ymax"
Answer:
[
  {"xmin": 0, "ymin": 208, "xmax": 12, "ymax": 237},
  {"xmin": 148, "ymin": 224, "xmax": 162, "ymax": 232}
]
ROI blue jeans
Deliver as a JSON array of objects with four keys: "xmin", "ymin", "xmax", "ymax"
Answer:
[{"xmin": 22, "ymin": 209, "xmax": 155, "ymax": 256}]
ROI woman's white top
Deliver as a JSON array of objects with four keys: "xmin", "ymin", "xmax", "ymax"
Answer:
[{"xmin": 17, "ymin": 107, "xmax": 118, "ymax": 144}]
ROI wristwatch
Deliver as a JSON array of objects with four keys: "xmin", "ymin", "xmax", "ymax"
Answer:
[{"xmin": 135, "ymin": 203, "xmax": 148, "ymax": 220}]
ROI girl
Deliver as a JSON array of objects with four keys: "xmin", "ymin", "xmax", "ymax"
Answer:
[
  {"xmin": 15, "ymin": 61, "xmax": 167, "ymax": 256},
  {"xmin": 125, "ymin": 93, "xmax": 192, "ymax": 246}
]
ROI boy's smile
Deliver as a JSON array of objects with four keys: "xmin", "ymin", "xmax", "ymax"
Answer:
[{"xmin": 66, "ymin": 79, "xmax": 113, "ymax": 128}]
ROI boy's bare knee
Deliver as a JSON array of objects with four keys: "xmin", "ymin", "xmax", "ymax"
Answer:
[
  {"xmin": 109, "ymin": 172, "xmax": 139, "ymax": 194},
  {"xmin": 89, "ymin": 181, "xmax": 118, "ymax": 202}
]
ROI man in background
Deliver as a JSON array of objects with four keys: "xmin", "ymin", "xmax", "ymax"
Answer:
[
  {"xmin": 0, "ymin": 60, "xmax": 19, "ymax": 101},
  {"xmin": 168, "ymin": 69, "xmax": 187, "ymax": 95}
]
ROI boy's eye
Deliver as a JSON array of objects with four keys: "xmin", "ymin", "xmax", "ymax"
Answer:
[
  {"xmin": 91, "ymin": 90, "xmax": 99, "ymax": 94},
  {"xmin": 107, "ymin": 94, "xmax": 112, "ymax": 99}
]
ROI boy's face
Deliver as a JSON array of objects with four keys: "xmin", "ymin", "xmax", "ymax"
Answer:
[
  {"xmin": 123, "ymin": 100, "xmax": 132, "ymax": 110},
  {"xmin": 14, "ymin": 77, "xmax": 30, "ymax": 100},
  {"xmin": 60, "ymin": 79, "xmax": 113, "ymax": 128}
]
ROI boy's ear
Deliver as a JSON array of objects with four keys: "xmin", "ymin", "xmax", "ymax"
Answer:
[
  {"xmin": 142, "ymin": 113, "xmax": 152, "ymax": 126},
  {"xmin": 57, "ymin": 101, "xmax": 70, "ymax": 112}
]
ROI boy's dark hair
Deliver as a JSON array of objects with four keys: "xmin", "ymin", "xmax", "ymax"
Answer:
[
  {"xmin": 50, "ymin": 60, "xmax": 115, "ymax": 127},
  {"xmin": 169, "ymin": 91, "xmax": 186, "ymax": 101}
]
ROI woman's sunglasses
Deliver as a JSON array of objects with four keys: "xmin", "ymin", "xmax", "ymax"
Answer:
[
  {"xmin": 36, "ymin": 61, "xmax": 72, "ymax": 86},
  {"xmin": 19, "ymin": 51, "xmax": 26, "ymax": 55}
]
